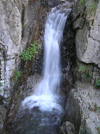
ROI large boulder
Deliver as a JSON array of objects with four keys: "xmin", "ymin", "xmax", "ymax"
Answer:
[
  {"xmin": 64, "ymin": 81, "xmax": 100, "ymax": 134},
  {"xmin": 74, "ymin": 1, "xmax": 100, "ymax": 68}
]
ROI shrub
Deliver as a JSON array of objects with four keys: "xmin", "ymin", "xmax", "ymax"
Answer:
[
  {"xmin": 21, "ymin": 42, "xmax": 39, "ymax": 61},
  {"xmin": 95, "ymin": 79, "xmax": 100, "ymax": 88}
]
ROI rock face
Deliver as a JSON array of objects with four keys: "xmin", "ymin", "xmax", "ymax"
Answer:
[
  {"xmin": 72, "ymin": 0, "xmax": 100, "ymax": 85},
  {"xmin": 0, "ymin": 0, "xmax": 29, "ymax": 96},
  {"xmin": 59, "ymin": 121, "xmax": 76, "ymax": 134},
  {"xmin": 74, "ymin": 0, "xmax": 100, "ymax": 67},
  {"xmin": 62, "ymin": 1, "xmax": 100, "ymax": 133},
  {"xmin": 0, "ymin": 0, "xmax": 42, "ymax": 98},
  {"xmin": 63, "ymin": 81, "xmax": 100, "ymax": 134},
  {"xmin": 82, "ymin": 1, "xmax": 100, "ymax": 67},
  {"xmin": 0, "ymin": 0, "xmax": 42, "ymax": 131}
]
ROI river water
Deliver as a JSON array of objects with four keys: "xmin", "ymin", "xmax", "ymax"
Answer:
[{"xmin": 5, "ymin": 6, "xmax": 68, "ymax": 134}]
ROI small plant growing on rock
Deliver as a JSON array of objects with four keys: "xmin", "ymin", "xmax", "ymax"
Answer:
[
  {"xmin": 98, "ymin": 126, "xmax": 100, "ymax": 134},
  {"xmin": 86, "ymin": 2, "xmax": 97, "ymax": 17},
  {"xmin": 21, "ymin": 42, "xmax": 39, "ymax": 61},
  {"xmin": 12, "ymin": 70, "xmax": 22, "ymax": 82},
  {"xmin": 80, "ymin": 0, "xmax": 87, "ymax": 6},
  {"xmin": 78, "ymin": 65, "xmax": 86, "ymax": 73},
  {"xmin": 95, "ymin": 79, "xmax": 100, "ymax": 88},
  {"xmin": 0, "ymin": 83, "xmax": 2, "ymax": 93},
  {"xmin": 0, "ymin": 83, "xmax": 2, "ymax": 87},
  {"xmin": 78, "ymin": 65, "xmax": 91, "ymax": 79},
  {"xmin": 80, "ymin": 0, "xmax": 97, "ymax": 17}
]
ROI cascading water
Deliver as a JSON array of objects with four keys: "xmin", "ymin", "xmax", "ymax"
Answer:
[
  {"xmin": 22, "ymin": 8, "xmax": 68, "ymax": 111},
  {"xmin": 5, "ymin": 4, "xmax": 72, "ymax": 134}
]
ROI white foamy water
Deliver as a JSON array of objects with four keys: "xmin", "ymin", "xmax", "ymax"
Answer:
[{"xmin": 22, "ymin": 8, "xmax": 67, "ymax": 112}]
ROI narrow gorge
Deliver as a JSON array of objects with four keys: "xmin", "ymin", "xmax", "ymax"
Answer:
[{"xmin": 0, "ymin": 0, "xmax": 100, "ymax": 134}]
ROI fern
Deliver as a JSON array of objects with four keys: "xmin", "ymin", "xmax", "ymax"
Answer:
[
  {"xmin": 12, "ymin": 70, "xmax": 22, "ymax": 82},
  {"xmin": 95, "ymin": 79, "xmax": 100, "ymax": 88},
  {"xmin": 78, "ymin": 65, "xmax": 86, "ymax": 73},
  {"xmin": 21, "ymin": 42, "xmax": 39, "ymax": 61}
]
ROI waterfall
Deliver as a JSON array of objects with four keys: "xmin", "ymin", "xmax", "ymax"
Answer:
[{"xmin": 22, "ymin": 7, "xmax": 68, "ymax": 112}]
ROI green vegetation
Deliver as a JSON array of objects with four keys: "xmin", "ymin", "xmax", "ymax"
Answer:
[
  {"xmin": 21, "ymin": 42, "xmax": 39, "ymax": 61},
  {"xmin": 0, "ymin": 83, "xmax": 2, "ymax": 87},
  {"xmin": 22, "ymin": 24, "xmax": 25, "ymax": 28},
  {"xmin": 98, "ymin": 126, "xmax": 100, "ymax": 134},
  {"xmin": 70, "ymin": 53, "xmax": 75, "ymax": 57},
  {"xmin": 94, "ymin": 105, "xmax": 100, "ymax": 112},
  {"xmin": 12, "ymin": 70, "xmax": 22, "ymax": 82},
  {"xmin": 95, "ymin": 79, "xmax": 100, "ymax": 88},
  {"xmin": 78, "ymin": 65, "xmax": 91, "ymax": 79},
  {"xmin": 92, "ymin": 19, "xmax": 94, "ymax": 25},
  {"xmin": 80, "ymin": 0, "xmax": 87, "ymax": 6},
  {"xmin": 80, "ymin": 0, "xmax": 97, "ymax": 17},
  {"xmin": 0, "ymin": 82, "xmax": 2, "ymax": 93},
  {"xmin": 86, "ymin": 2, "xmax": 97, "ymax": 16},
  {"xmin": 78, "ymin": 65, "xmax": 86, "ymax": 73}
]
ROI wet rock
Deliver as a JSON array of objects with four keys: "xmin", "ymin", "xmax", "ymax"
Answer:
[
  {"xmin": 0, "ymin": 106, "xmax": 6, "ymax": 131},
  {"xmin": 60, "ymin": 5, "xmax": 74, "ymax": 93},
  {"xmin": 41, "ymin": 0, "xmax": 61, "ymax": 7},
  {"xmin": 59, "ymin": 121, "xmax": 76, "ymax": 134}
]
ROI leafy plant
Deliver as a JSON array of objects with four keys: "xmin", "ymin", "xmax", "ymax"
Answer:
[
  {"xmin": 86, "ymin": 2, "xmax": 97, "ymax": 17},
  {"xmin": 22, "ymin": 24, "xmax": 25, "ymax": 28},
  {"xmin": 98, "ymin": 126, "xmax": 100, "ymax": 134},
  {"xmin": 0, "ymin": 83, "xmax": 2, "ymax": 87},
  {"xmin": 80, "ymin": 0, "xmax": 97, "ymax": 17},
  {"xmin": 12, "ymin": 70, "xmax": 22, "ymax": 82},
  {"xmin": 70, "ymin": 53, "xmax": 75, "ymax": 57},
  {"xmin": 80, "ymin": 0, "xmax": 87, "ymax": 6},
  {"xmin": 95, "ymin": 79, "xmax": 100, "ymax": 88},
  {"xmin": 78, "ymin": 65, "xmax": 91, "ymax": 79},
  {"xmin": 78, "ymin": 65, "xmax": 86, "ymax": 73},
  {"xmin": 0, "ymin": 83, "xmax": 2, "ymax": 93},
  {"xmin": 21, "ymin": 42, "xmax": 39, "ymax": 61}
]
